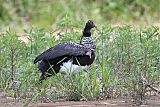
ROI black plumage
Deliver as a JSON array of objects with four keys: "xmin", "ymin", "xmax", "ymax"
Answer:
[{"xmin": 34, "ymin": 20, "xmax": 96, "ymax": 81}]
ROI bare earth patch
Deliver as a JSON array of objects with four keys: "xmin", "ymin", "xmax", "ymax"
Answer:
[{"xmin": 0, "ymin": 94, "xmax": 160, "ymax": 107}]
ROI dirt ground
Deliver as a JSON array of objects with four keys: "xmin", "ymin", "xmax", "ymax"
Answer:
[{"xmin": 0, "ymin": 94, "xmax": 160, "ymax": 107}]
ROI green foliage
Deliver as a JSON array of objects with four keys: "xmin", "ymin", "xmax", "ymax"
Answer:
[
  {"xmin": 0, "ymin": 22, "xmax": 159, "ymax": 105},
  {"xmin": 0, "ymin": 0, "xmax": 160, "ymax": 29},
  {"xmin": 0, "ymin": 0, "xmax": 159, "ymax": 105},
  {"xmin": 97, "ymin": 0, "xmax": 160, "ymax": 20}
]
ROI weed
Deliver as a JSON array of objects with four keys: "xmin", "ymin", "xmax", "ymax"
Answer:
[{"xmin": 0, "ymin": 24, "xmax": 159, "ymax": 105}]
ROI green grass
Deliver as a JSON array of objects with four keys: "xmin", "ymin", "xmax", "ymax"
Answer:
[
  {"xmin": 0, "ymin": 0, "xmax": 159, "ymax": 106},
  {"xmin": 0, "ymin": 22, "xmax": 159, "ymax": 105}
]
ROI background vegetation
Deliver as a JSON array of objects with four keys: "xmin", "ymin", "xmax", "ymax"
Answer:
[
  {"xmin": 0, "ymin": 0, "xmax": 159, "ymax": 106},
  {"xmin": 0, "ymin": 0, "xmax": 160, "ymax": 31}
]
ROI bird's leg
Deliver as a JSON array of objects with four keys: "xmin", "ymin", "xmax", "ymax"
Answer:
[
  {"xmin": 88, "ymin": 65, "xmax": 92, "ymax": 71},
  {"xmin": 83, "ymin": 65, "xmax": 92, "ymax": 72}
]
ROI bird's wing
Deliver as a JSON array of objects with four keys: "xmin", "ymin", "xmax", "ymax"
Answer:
[{"xmin": 34, "ymin": 42, "xmax": 91, "ymax": 63}]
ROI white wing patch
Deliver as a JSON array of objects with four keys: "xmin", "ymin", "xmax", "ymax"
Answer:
[{"xmin": 59, "ymin": 60, "xmax": 88, "ymax": 74}]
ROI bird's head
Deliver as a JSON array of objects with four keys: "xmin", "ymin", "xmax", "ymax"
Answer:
[
  {"xmin": 83, "ymin": 20, "xmax": 96, "ymax": 37},
  {"xmin": 85, "ymin": 20, "xmax": 96, "ymax": 29}
]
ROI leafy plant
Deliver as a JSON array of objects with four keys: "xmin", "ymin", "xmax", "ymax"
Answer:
[{"xmin": 0, "ymin": 22, "xmax": 159, "ymax": 106}]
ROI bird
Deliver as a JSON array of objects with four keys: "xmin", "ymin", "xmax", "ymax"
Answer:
[{"xmin": 34, "ymin": 20, "xmax": 96, "ymax": 82}]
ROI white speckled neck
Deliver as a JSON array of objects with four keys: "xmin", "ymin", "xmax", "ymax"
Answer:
[{"xmin": 81, "ymin": 37, "xmax": 96, "ymax": 50}]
